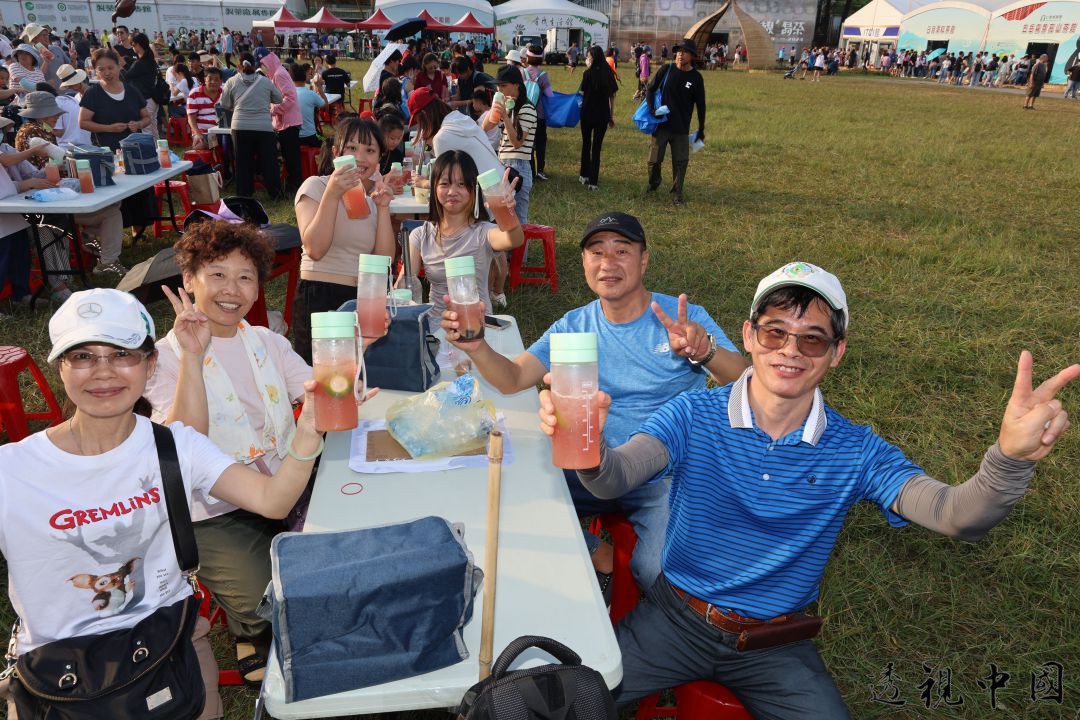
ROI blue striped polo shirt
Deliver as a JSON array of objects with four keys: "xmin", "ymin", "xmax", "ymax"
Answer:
[{"xmin": 639, "ymin": 368, "xmax": 923, "ymax": 620}]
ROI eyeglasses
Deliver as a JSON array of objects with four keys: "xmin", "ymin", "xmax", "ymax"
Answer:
[
  {"xmin": 751, "ymin": 323, "xmax": 837, "ymax": 358},
  {"xmin": 62, "ymin": 349, "xmax": 149, "ymax": 369}
]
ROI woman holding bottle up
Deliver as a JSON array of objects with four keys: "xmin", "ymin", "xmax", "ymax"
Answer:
[
  {"xmin": 401, "ymin": 150, "xmax": 523, "ymax": 316},
  {"xmin": 293, "ymin": 116, "xmax": 395, "ymax": 363}
]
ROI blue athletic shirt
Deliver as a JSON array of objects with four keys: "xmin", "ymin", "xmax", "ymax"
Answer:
[
  {"xmin": 639, "ymin": 370, "xmax": 923, "ymax": 619},
  {"xmin": 527, "ymin": 293, "xmax": 738, "ymax": 448}
]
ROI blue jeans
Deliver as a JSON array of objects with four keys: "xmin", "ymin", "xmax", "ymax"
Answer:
[
  {"xmin": 614, "ymin": 576, "xmax": 850, "ymax": 719},
  {"xmin": 503, "ymin": 157, "xmax": 532, "ymax": 226},
  {"xmin": 565, "ymin": 470, "xmax": 668, "ymax": 589},
  {"xmin": 1065, "ymin": 80, "xmax": 1079, "ymax": 98}
]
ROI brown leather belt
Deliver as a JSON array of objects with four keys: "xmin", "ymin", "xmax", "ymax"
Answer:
[{"xmin": 670, "ymin": 582, "xmax": 823, "ymax": 651}]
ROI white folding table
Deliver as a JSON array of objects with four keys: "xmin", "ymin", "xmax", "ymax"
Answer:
[{"xmin": 260, "ymin": 318, "xmax": 622, "ymax": 718}]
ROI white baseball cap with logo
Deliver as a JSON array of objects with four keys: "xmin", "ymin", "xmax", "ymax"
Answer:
[
  {"xmin": 48, "ymin": 288, "xmax": 156, "ymax": 362},
  {"xmin": 751, "ymin": 262, "xmax": 849, "ymax": 330}
]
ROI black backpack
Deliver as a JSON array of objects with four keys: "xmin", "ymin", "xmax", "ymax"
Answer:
[{"xmin": 456, "ymin": 636, "xmax": 617, "ymax": 720}]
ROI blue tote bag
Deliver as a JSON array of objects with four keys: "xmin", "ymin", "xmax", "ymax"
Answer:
[
  {"xmin": 263, "ymin": 516, "xmax": 484, "ymax": 701},
  {"xmin": 632, "ymin": 65, "xmax": 670, "ymax": 135},
  {"xmin": 546, "ymin": 91, "xmax": 582, "ymax": 128}
]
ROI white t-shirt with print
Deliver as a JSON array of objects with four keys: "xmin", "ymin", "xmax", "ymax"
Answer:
[{"xmin": 0, "ymin": 417, "xmax": 235, "ymax": 655}]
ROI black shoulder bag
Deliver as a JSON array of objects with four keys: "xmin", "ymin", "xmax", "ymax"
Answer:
[{"xmin": 4, "ymin": 423, "xmax": 207, "ymax": 719}]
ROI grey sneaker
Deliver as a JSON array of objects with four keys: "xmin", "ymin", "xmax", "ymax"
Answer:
[
  {"xmin": 579, "ymin": 175, "xmax": 588, "ymax": 185},
  {"xmin": 587, "ymin": 184, "xmax": 598, "ymax": 191},
  {"xmin": 535, "ymin": 171, "xmax": 550, "ymax": 181},
  {"xmin": 93, "ymin": 261, "xmax": 128, "ymax": 275},
  {"xmin": 50, "ymin": 287, "xmax": 73, "ymax": 303},
  {"xmin": 490, "ymin": 292, "xmax": 507, "ymax": 309}
]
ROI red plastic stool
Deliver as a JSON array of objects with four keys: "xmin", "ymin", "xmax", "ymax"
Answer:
[
  {"xmin": 636, "ymin": 682, "xmax": 753, "ymax": 720},
  {"xmin": 167, "ymin": 116, "xmax": 191, "ymax": 146},
  {"xmin": 0, "ymin": 346, "xmax": 63, "ymax": 441},
  {"xmin": 153, "ymin": 181, "xmax": 193, "ymax": 238},
  {"xmin": 508, "ymin": 224, "xmax": 557, "ymax": 294},
  {"xmin": 183, "ymin": 149, "xmax": 214, "ymax": 166},
  {"xmin": 589, "ymin": 514, "xmax": 752, "ymax": 720},
  {"xmin": 195, "ymin": 580, "xmax": 243, "ymax": 687},
  {"xmin": 246, "ymin": 246, "xmax": 301, "ymax": 331},
  {"xmin": 356, "ymin": 97, "xmax": 373, "ymax": 114},
  {"xmin": 300, "ymin": 145, "xmax": 320, "ymax": 179}
]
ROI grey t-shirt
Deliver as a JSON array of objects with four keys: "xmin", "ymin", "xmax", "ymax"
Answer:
[
  {"xmin": 219, "ymin": 72, "xmax": 282, "ymax": 133},
  {"xmin": 409, "ymin": 221, "xmax": 496, "ymax": 314}
]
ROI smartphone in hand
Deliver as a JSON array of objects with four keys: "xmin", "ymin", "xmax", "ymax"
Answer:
[{"xmin": 484, "ymin": 315, "xmax": 510, "ymax": 330}]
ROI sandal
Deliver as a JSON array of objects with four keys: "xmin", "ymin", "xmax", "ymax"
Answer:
[{"xmin": 236, "ymin": 641, "xmax": 267, "ymax": 688}]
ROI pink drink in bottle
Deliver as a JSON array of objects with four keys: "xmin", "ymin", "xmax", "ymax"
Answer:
[
  {"xmin": 310, "ymin": 311, "xmax": 359, "ymax": 432},
  {"xmin": 445, "ymin": 255, "xmax": 484, "ymax": 341},
  {"xmin": 356, "ymin": 254, "xmax": 391, "ymax": 340},
  {"xmin": 549, "ymin": 333, "xmax": 600, "ymax": 469},
  {"xmin": 477, "ymin": 168, "xmax": 519, "ymax": 231}
]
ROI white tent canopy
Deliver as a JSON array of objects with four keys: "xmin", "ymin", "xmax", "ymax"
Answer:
[
  {"xmin": 374, "ymin": 0, "xmax": 496, "ymax": 26},
  {"xmin": 0, "ymin": 0, "xmax": 304, "ymax": 33},
  {"xmin": 493, "ymin": 0, "xmax": 609, "ymax": 50}
]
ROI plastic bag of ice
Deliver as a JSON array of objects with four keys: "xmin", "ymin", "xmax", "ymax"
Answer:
[{"xmin": 385, "ymin": 374, "xmax": 496, "ymax": 459}]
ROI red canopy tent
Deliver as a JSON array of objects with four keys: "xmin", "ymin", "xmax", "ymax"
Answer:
[
  {"xmin": 416, "ymin": 9, "xmax": 455, "ymax": 31},
  {"xmin": 300, "ymin": 8, "xmax": 356, "ymax": 29},
  {"xmin": 448, "ymin": 11, "xmax": 494, "ymax": 33},
  {"xmin": 252, "ymin": 6, "xmax": 307, "ymax": 29},
  {"xmin": 354, "ymin": 8, "xmax": 394, "ymax": 30}
]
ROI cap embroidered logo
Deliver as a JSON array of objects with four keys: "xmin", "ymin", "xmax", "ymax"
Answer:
[
  {"xmin": 597, "ymin": 216, "xmax": 618, "ymax": 225},
  {"xmin": 782, "ymin": 262, "xmax": 815, "ymax": 278}
]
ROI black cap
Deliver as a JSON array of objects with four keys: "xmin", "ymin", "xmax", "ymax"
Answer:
[
  {"xmin": 673, "ymin": 38, "xmax": 699, "ymax": 56},
  {"xmin": 495, "ymin": 63, "xmax": 524, "ymax": 85},
  {"xmin": 579, "ymin": 212, "xmax": 647, "ymax": 249}
]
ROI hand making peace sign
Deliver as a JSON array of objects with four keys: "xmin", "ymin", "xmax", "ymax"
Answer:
[
  {"xmin": 161, "ymin": 285, "xmax": 210, "ymax": 360},
  {"xmin": 651, "ymin": 293, "xmax": 711, "ymax": 361},
  {"xmin": 998, "ymin": 351, "xmax": 1079, "ymax": 461}
]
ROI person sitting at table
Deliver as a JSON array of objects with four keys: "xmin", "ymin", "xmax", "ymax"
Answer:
[
  {"xmin": 400, "ymin": 150, "xmax": 522, "ymax": 314},
  {"xmin": 78, "ymin": 47, "xmax": 155, "ymax": 248},
  {"xmin": 188, "ymin": 66, "xmax": 222, "ymax": 152},
  {"xmin": 320, "ymin": 53, "xmax": 350, "ymax": 96},
  {"xmin": 377, "ymin": 111, "xmax": 405, "ymax": 175},
  {"xmin": 8, "ymin": 45, "xmax": 45, "ymax": 101},
  {"xmin": 292, "ymin": 62, "xmax": 326, "ymax": 149},
  {"xmin": 0, "ymin": 286, "xmax": 328, "ymax": 719},
  {"xmin": 219, "ymin": 52, "xmax": 283, "ymax": 201},
  {"xmin": 52, "ymin": 64, "xmax": 92, "ymax": 145},
  {"xmin": 15, "ymin": 90, "xmax": 127, "ymax": 278},
  {"xmin": 376, "ymin": 76, "xmax": 405, "ymax": 119},
  {"xmin": 413, "ymin": 52, "xmax": 449, "ymax": 101},
  {"xmin": 0, "ymin": 139, "xmax": 48, "ymax": 310},
  {"xmin": 407, "ymin": 87, "xmax": 502, "ymax": 181},
  {"xmin": 292, "ymin": 116, "xmax": 395, "ymax": 363},
  {"xmin": 168, "ymin": 63, "xmax": 192, "ymax": 117},
  {"xmin": 441, "ymin": 211, "xmax": 747, "ymax": 595},
  {"xmin": 143, "ymin": 219, "xmax": 370, "ymax": 686}
]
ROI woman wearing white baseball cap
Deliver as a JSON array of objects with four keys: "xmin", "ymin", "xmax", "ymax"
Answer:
[{"xmin": 0, "ymin": 288, "xmax": 324, "ymax": 719}]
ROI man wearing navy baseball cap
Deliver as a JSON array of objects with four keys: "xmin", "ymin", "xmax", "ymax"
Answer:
[
  {"xmin": 442, "ymin": 211, "xmax": 748, "ymax": 595},
  {"xmin": 546, "ymin": 261, "xmax": 1078, "ymax": 717}
]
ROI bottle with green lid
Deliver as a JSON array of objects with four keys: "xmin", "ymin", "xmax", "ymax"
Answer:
[
  {"xmin": 333, "ymin": 155, "xmax": 370, "ymax": 219},
  {"xmin": 157, "ymin": 138, "xmax": 172, "ymax": 169},
  {"xmin": 76, "ymin": 159, "xmax": 94, "ymax": 193},
  {"xmin": 477, "ymin": 168, "xmax": 518, "ymax": 231},
  {"xmin": 310, "ymin": 311, "xmax": 360, "ymax": 432},
  {"xmin": 549, "ymin": 332, "xmax": 600, "ymax": 469},
  {"xmin": 445, "ymin": 255, "xmax": 484, "ymax": 341},
  {"xmin": 356, "ymin": 254, "xmax": 391, "ymax": 340}
]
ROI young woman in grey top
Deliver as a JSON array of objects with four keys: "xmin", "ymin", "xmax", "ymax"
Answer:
[{"xmin": 219, "ymin": 52, "xmax": 283, "ymax": 199}]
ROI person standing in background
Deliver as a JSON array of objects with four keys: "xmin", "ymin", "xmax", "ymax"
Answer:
[
  {"xmin": 578, "ymin": 45, "xmax": 618, "ymax": 191},
  {"xmin": 260, "ymin": 51, "xmax": 302, "ymax": 193},
  {"xmin": 645, "ymin": 39, "xmax": 705, "ymax": 206},
  {"xmin": 1024, "ymin": 53, "xmax": 1049, "ymax": 109},
  {"xmin": 525, "ymin": 45, "xmax": 553, "ymax": 181}
]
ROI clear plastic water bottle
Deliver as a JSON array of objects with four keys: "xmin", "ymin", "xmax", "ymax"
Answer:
[
  {"xmin": 445, "ymin": 255, "xmax": 484, "ymax": 341},
  {"xmin": 549, "ymin": 332, "xmax": 600, "ymax": 469},
  {"xmin": 310, "ymin": 311, "xmax": 360, "ymax": 432},
  {"xmin": 356, "ymin": 253, "xmax": 390, "ymax": 340}
]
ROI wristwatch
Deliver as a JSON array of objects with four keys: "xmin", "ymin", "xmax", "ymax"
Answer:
[{"xmin": 688, "ymin": 333, "xmax": 717, "ymax": 366}]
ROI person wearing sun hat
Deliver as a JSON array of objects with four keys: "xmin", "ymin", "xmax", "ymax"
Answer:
[
  {"xmin": 53, "ymin": 64, "xmax": 92, "ymax": 145},
  {"xmin": 9, "ymin": 44, "xmax": 45, "ymax": 100},
  {"xmin": 551, "ymin": 260, "xmax": 1079, "ymax": 717},
  {"xmin": 644, "ymin": 37, "xmax": 705, "ymax": 206},
  {"xmin": 14, "ymin": 91, "xmax": 63, "ymax": 168}
]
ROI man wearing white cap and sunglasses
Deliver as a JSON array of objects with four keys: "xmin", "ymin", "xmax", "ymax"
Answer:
[{"xmin": 539, "ymin": 261, "xmax": 1078, "ymax": 717}]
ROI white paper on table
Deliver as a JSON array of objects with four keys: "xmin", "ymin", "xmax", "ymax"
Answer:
[{"xmin": 348, "ymin": 413, "xmax": 513, "ymax": 473}]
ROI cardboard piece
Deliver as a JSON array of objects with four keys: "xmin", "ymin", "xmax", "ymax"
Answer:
[{"xmin": 365, "ymin": 429, "xmax": 487, "ymax": 462}]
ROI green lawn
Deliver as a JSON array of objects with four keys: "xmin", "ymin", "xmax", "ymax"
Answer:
[{"xmin": 2, "ymin": 61, "xmax": 1078, "ymax": 718}]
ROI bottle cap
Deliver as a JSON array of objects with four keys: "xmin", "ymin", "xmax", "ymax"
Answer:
[
  {"xmin": 477, "ymin": 168, "xmax": 502, "ymax": 191},
  {"xmin": 310, "ymin": 311, "xmax": 356, "ymax": 340},
  {"xmin": 75, "ymin": 159, "xmax": 90, "ymax": 170},
  {"xmin": 550, "ymin": 332, "xmax": 598, "ymax": 363},
  {"xmin": 391, "ymin": 288, "xmax": 414, "ymax": 301},
  {"xmin": 157, "ymin": 139, "xmax": 169, "ymax": 150},
  {"xmin": 403, "ymin": 140, "xmax": 412, "ymax": 150},
  {"xmin": 357, "ymin": 253, "xmax": 391, "ymax": 274},
  {"xmin": 391, "ymin": 162, "xmax": 402, "ymax": 171},
  {"xmin": 444, "ymin": 255, "xmax": 476, "ymax": 278},
  {"xmin": 506, "ymin": 98, "xmax": 516, "ymax": 110},
  {"xmin": 332, "ymin": 155, "xmax": 356, "ymax": 170},
  {"xmin": 493, "ymin": 91, "xmax": 504, "ymax": 103}
]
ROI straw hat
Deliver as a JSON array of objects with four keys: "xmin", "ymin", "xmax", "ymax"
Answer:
[{"xmin": 57, "ymin": 64, "xmax": 88, "ymax": 88}]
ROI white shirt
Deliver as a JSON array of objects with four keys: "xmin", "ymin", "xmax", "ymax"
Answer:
[
  {"xmin": 0, "ymin": 35, "xmax": 12, "ymax": 60},
  {"xmin": 54, "ymin": 93, "xmax": 92, "ymax": 146},
  {"xmin": 0, "ymin": 418, "xmax": 234, "ymax": 654}
]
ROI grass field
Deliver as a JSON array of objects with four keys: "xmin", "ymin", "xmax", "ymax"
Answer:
[{"xmin": 1, "ymin": 60, "xmax": 1078, "ymax": 718}]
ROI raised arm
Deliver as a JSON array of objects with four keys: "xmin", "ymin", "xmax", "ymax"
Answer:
[
  {"xmin": 651, "ymin": 294, "xmax": 748, "ymax": 384},
  {"xmin": 440, "ymin": 307, "xmax": 547, "ymax": 395},
  {"xmin": 893, "ymin": 351, "xmax": 1077, "ymax": 541},
  {"xmin": 159, "ymin": 286, "xmax": 211, "ymax": 432}
]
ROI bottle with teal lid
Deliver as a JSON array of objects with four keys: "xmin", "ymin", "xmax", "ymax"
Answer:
[
  {"xmin": 333, "ymin": 155, "xmax": 369, "ymax": 219},
  {"xmin": 477, "ymin": 168, "xmax": 518, "ymax": 231},
  {"xmin": 310, "ymin": 311, "xmax": 359, "ymax": 432},
  {"xmin": 356, "ymin": 254, "xmax": 391, "ymax": 340},
  {"xmin": 549, "ymin": 332, "xmax": 600, "ymax": 469},
  {"xmin": 445, "ymin": 255, "xmax": 484, "ymax": 341}
]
